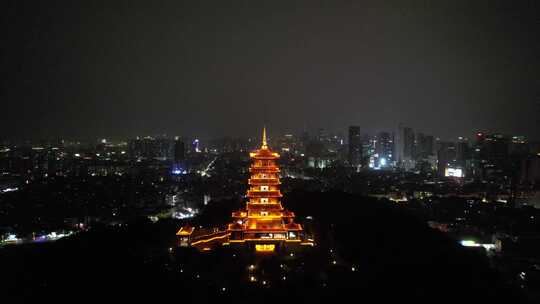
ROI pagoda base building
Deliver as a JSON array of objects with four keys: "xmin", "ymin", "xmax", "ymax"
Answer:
[{"xmin": 177, "ymin": 128, "xmax": 313, "ymax": 253}]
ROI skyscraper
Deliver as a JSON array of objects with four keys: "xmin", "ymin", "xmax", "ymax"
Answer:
[
  {"xmin": 348, "ymin": 126, "xmax": 361, "ymax": 167},
  {"xmin": 396, "ymin": 124, "xmax": 415, "ymax": 168},
  {"xmin": 416, "ymin": 133, "xmax": 434, "ymax": 160},
  {"xmin": 485, "ymin": 134, "xmax": 509, "ymax": 160},
  {"xmin": 437, "ymin": 142, "xmax": 457, "ymax": 177},
  {"xmin": 403, "ymin": 127, "xmax": 415, "ymax": 160},
  {"xmin": 456, "ymin": 137, "xmax": 469, "ymax": 165},
  {"xmin": 174, "ymin": 138, "xmax": 185, "ymax": 163},
  {"xmin": 376, "ymin": 131, "xmax": 394, "ymax": 162}
]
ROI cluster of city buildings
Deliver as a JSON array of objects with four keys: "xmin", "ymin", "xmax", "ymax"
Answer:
[
  {"xmin": 279, "ymin": 125, "xmax": 540, "ymax": 185},
  {"xmin": 2, "ymin": 124, "xmax": 540, "ymax": 205},
  {"xmin": 1, "ymin": 126, "xmax": 539, "ymax": 293},
  {"xmin": 2, "ymin": 125, "xmax": 539, "ymax": 180}
]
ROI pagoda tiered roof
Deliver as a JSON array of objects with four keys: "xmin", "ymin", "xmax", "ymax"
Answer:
[
  {"xmin": 248, "ymin": 178, "xmax": 281, "ymax": 185},
  {"xmin": 180, "ymin": 127, "xmax": 313, "ymax": 252},
  {"xmin": 249, "ymin": 148, "xmax": 280, "ymax": 159},
  {"xmin": 246, "ymin": 203, "xmax": 284, "ymax": 211},
  {"xmin": 227, "ymin": 127, "xmax": 305, "ymax": 241},
  {"xmin": 247, "ymin": 190, "xmax": 283, "ymax": 197}
]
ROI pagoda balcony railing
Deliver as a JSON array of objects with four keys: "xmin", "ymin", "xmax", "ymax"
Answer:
[
  {"xmin": 247, "ymin": 201, "xmax": 283, "ymax": 205},
  {"xmin": 247, "ymin": 190, "xmax": 283, "ymax": 197},
  {"xmin": 249, "ymin": 167, "xmax": 280, "ymax": 173},
  {"xmin": 246, "ymin": 203, "xmax": 284, "ymax": 210},
  {"xmin": 246, "ymin": 213, "xmax": 294, "ymax": 219},
  {"xmin": 250, "ymin": 155, "xmax": 279, "ymax": 160},
  {"xmin": 247, "ymin": 214, "xmax": 284, "ymax": 219},
  {"xmin": 248, "ymin": 178, "xmax": 281, "ymax": 185}
]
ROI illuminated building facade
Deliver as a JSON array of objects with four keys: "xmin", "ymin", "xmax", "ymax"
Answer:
[
  {"xmin": 228, "ymin": 128, "xmax": 310, "ymax": 252},
  {"xmin": 177, "ymin": 128, "xmax": 313, "ymax": 253}
]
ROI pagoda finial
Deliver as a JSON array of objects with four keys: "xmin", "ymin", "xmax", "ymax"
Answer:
[{"xmin": 262, "ymin": 126, "xmax": 268, "ymax": 149}]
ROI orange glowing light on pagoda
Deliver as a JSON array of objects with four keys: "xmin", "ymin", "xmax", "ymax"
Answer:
[
  {"xmin": 227, "ymin": 127, "xmax": 306, "ymax": 251},
  {"xmin": 178, "ymin": 127, "xmax": 314, "ymax": 252}
]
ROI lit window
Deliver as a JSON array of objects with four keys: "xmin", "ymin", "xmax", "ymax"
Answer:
[{"xmin": 261, "ymin": 186, "xmax": 269, "ymax": 191}]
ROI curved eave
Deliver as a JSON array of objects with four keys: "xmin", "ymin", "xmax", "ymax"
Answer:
[
  {"xmin": 247, "ymin": 191, "xmax": 283, "ymax": 198},
  {"xmin": 247, "ymin": 203, "xmax": 284, "ymax": 210},
  {"xmin": 248, "ymin": 179, "xmax": 281, "ymax": 185},
  {"xmin": 249, "ymin": 167, "xmax": 280, "ymax": 173}
]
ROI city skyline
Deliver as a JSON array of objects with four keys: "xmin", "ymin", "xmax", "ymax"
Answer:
[
  {"xmin": 3, "ymin": 1, "xmax": 540, "ymax": 302},
  {"xmin": 0, "ymin": 124, "xmax": 537, "ymax": 144}
]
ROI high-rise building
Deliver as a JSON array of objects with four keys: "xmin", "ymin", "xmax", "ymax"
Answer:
[
  {"xmin": 376, "ymin": 131, "xmax": 394, "ymax": 164},
  {"xmin": 348, "ymin": 126, "xmax": 361, "ymax": 167},
  {"xmin": 174, "ymin": 138, "xmax": 185, "ymax": 163},
  {"xmin": 299, "ymin": 130, "xmax": 310, "ymax": 154},
  {"xmin": 456, "ymin": 137, "xmax": 469, "ymax": 165},
  {"xmin": 484, "ymin": 133, "xmax": 509, "ymax": 160},
  {"xmin": 403, "ymin": 127, "xmax": 415, "ymax": 160},
  {"xmin": 128, "ymin": 136, "xmax": 173, "ymax": 160},
  {"xmin": 192, "ymin": 139, "xmax": 201, "ymax": 153},
  {"xmin": 415, "ymin": 133, "xmax": 434, "ymax": 160},
  {"xmin": 437, "ymin": 142, "xmax": 457, "ymax": 177},
  {"xmin": 305, "ymin": 139, "xmax": 330, "ymax": 169},
  {"xmin": 317, "ymin": 128, "xmax": 326, "ymax": 142},
  {"xmin": 510, "ymin": 136, "xmax": 528, "ymax": 156},
  {"xmin": 520, "ymin": 154, "xmax": 540, "ymax": 183},
  {"xmin": 396, "ymin": 124, "xmax": 415, "ymax": 169}
]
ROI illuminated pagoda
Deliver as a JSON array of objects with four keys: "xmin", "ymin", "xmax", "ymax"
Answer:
[
  {"xmin": 177, "ymin": 127, "xmax": 313, "ymax": 253},
  {"xmin": 227, "ymin": 127, "xmax": 310, "ymax": 252}
]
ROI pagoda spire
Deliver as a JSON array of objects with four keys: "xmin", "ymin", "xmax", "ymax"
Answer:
[
  {"xmin": 178, "ymin": 122, "xmax": 314, "ymax": 252},
  {"xmin": 262, "ymin": 126, "xmax": 268, "ymax": 149}
]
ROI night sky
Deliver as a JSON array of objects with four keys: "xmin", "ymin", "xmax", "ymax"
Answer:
[{"xmin": 2, "ymin": 1, "xmax": 539, "ymax": 140}]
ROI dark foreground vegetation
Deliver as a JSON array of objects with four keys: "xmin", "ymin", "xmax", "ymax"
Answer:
[{"xmin": 2, "ymin": 191, "xmax": 528, "ymax": 303}]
